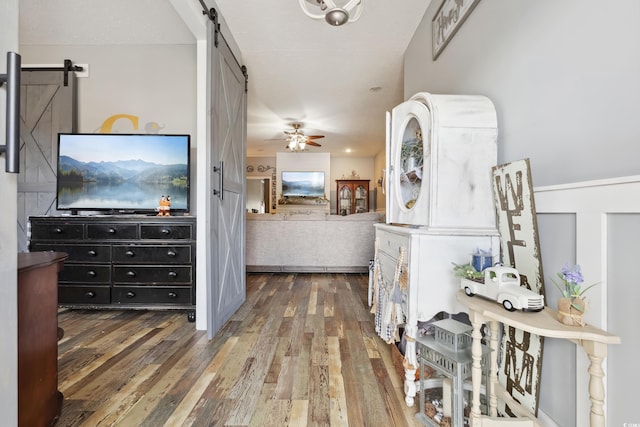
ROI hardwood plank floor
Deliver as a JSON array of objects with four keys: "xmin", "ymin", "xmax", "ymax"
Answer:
[{"xmin": 56, "ymin": 273, "xmax": 420, "ymax": 426}]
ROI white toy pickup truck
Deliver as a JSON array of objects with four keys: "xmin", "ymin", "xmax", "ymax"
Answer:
[{"xmin": 460, "ymin": 266, "xmax": 544, "ymax": 312}]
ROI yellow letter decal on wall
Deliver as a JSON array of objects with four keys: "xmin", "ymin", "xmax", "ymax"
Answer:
[{"xmin": 99, "ymin": 114, "xmax": 139, "ymax": 133}]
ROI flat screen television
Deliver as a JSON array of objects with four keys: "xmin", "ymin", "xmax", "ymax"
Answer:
[
  {"xmin": 56, "ymin": 133, "xmax": 190, "ymax": 214},
  {"xmin": 281, "ymin": 171, "xmax": 325, "ymax": 197}
]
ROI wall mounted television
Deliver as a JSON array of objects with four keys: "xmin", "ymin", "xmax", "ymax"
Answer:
[
  {"xmin": 56, "ymin": 133, "xmax": 190, "ymax": 214},
  {"xmin": 281, "ymin": 171, "xmax": 325, "ymax": 198}
]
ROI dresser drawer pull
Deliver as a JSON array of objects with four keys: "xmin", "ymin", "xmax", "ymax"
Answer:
[
  {"xmin": 168, "ymin": 271, "xmax": 178, "ymax": 278},
  {"xmin": 126, "ymin": 271, "xmax": 136, "ymax": 278},
  {"xmin": 126, "ymin": 291, "xmax": 136, "ymax": 298},
  {"xmin": 125, "ymin": 250, "xmax": 135, "ymax": 257},
  {"xmin": 109, "ymin": 228, "xmax": 117, "ymax": 234},
  {"xmin": 167, "ymin": 250, "xmax": 176, "ymax": 258},
  {"xmin": 87, "ymin": 250, "xmax": 97, "ymax": 257},
  {"xmin": 85, "ymin": 291, "xmax": 96, "ymax": 298},
  {"xmin": 161, "ymin": 228, "xmax": 171, "ymax": 235},
  {"xmin": 168, "ymin": 292, "xmax": 178, "ymax": 299},
  {"xmin": 87, "ymin": 270, "xmax": 97, "ymax": 278},
  {"xmin": 54, "ymin": 227, "xmax": 64, "ymax": 234}
]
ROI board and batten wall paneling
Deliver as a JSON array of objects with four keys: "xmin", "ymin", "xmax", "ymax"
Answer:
[
  {"xmin": 536, "ymin": 213, "xmax": 577, "ymax": 427},
  {"xmin": 534, "ymin": 176, "xmax": 640, "ymax": 426},
  {"xmin": 606, "ymin": 214, "xmax": 640, "ymax": 427}
]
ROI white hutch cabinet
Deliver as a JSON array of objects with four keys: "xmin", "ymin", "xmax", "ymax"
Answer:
[{"xmin": 373, "ymin": 93, "xmax": 500, "ymax": 406}]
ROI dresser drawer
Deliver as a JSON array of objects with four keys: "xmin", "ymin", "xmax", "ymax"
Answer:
[
  {"xmin": 59, "ymin": 285, "xmax": 111, "ymax": 305},
  {"xmin": 112, "ymin": 286, "xmax": 192, "ymax": 305},
  {"xmin": 376, "ymin": 230, "xmax": 410, "ymax": 258},
  {"xmin": 112, "ymin": 245, "xmax": 192, "ymax": 264},
  {"xmin": 29, "ymin": 215, "xmax": 196, "ymax": 311},
  {"xmin": 113, "ymin": 265, "xmax": 192, "ymax": 284},
  {"xmin": 31, "ymin": 223, "xmax": 84, "ymax": 240},
  {"xmin": 59, "ymin": 264, "xmax": 111, "ymax": 284},
  {"xmin": 31, "ymin": 243, "xmax": 111, "ymax": 263},
  {"xmin": 140, "ymin": 224, "xmax": 193, "ymax": 240},
  {"xmin": 87, "ymin": 224, "xmax": 138, "ymax": 240}
]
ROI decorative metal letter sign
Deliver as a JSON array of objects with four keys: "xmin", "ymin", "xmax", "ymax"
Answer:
[
  {"xmin": 492, "ymin": 159, "xmax": 546, "ymax": 416},
  {"xmin": 432, "ymin": 0, "xmax": 481, "ymax": 60}
]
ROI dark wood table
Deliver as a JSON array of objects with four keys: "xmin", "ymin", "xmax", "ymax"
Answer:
[{"xmin": 18, "ymin": 251, "xmax": 67, "ymax": 427}]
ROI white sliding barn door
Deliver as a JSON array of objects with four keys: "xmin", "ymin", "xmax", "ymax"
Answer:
[{"xmin": 206, "ymin": 18, "xmax": 247, "ymax": 338}]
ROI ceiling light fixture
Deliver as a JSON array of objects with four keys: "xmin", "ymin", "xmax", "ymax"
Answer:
[
  {"xmin": 287, "ymin": 134, "xmax": 308, "ymax": 152},
  {"xmin": 299, "ymin": 0, "xmax": 364, "ymax": 26}
]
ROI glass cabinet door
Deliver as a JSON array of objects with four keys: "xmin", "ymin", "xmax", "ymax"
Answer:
[
  {"xmin": 354, "ymin": 185, "xmax": 367, "ymax": 213},
  {"xmin": 399, "ymin": 117, "xmax": 424, "ymax": 210},
  {"xmin": 387, "ymin": 97, "xmax": 431, "ymax": 226},
  {"xmin": 339, "ymin": 185, "xmax": 352, "ymax": 215}
]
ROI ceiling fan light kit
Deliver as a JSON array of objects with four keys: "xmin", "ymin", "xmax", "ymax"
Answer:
[
  {"xmin": 288, "ymin": 134, "xmax": 307, "ymax": 152},
  {"xmin": 299, "ymin": 0, "xmax": 364, "ymax": 26},
  {"xmin": 271, "ymin": 123, "xmax": 324, "ymax": 152}
]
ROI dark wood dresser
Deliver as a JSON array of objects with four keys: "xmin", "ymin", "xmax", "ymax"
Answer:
[
  {"xmin": 28, "ymin": 216, "xmax": 196, "ymax": 318},
  {"xmin": 18, "ymin": 251, "xmax": 67, "ymax": 427}
]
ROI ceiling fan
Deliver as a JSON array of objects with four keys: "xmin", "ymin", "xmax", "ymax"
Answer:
[{"xmin": 275, "ymin": 123, "xmax": 324, "ymax": 152}]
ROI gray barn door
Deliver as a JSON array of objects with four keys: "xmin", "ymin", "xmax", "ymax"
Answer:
[
  {"xmin": 18, "ymin": 70, "xmax": 76, "ymax": 251},
  {"xmin": 206, "ymin": 18, "xmax": 247, "ymax": 338}
]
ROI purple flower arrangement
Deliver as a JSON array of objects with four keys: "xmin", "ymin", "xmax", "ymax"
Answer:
[{"xmin": 554, "ymin": 263, "xmax": 597, "ymax": 298}]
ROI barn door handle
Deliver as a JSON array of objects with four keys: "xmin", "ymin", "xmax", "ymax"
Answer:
[
  {"xmin": 213, "ymin": 161, "xmax": 224, "ymax": 201},
  {"xmin": 0, "ymin": 52, "xmax": 21, "ymax": 174}
]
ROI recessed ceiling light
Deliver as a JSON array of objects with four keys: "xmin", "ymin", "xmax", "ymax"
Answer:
[{"xmin": 345, "ymin": 148, "xmax": 352, "ymax": 153}]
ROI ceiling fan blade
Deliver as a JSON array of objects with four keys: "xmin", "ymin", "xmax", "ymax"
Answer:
[
  {"xmin": 306, "ymin": 141, "xmax": 322, "ymax": 147},
  {"xmin": 306, "ymin": 135, "xmax": 325, "ymax": 139}
]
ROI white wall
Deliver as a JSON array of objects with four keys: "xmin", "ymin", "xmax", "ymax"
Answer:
[
  {"xmin": 250, "ymin": 154, "xmax": 376, "ymax": 213},
  {"xmin": 405, "ymin": 0, "xmax": 640, "ymax": 187},
  {"xmin": 276, "ymin": 152, "xmax": 330, "ymax": 213},
  {"xmin": 0, "ymin": 0, "xmax": 19, "ymax": 423},
  {"xmin": 404, "ymin": 1, "xmax": 640, "ymax": 425},
  {"xmin": 246, "ymin": 156, "xmax": 276, "ymax": 178},
  {"xmin": 330, "ymin": 156, "xmax": 374, "ymax": 184},
  {"xmin": 331, "ymin": 156, "xmax": 374, "ymax": 212},
  {"xmin": 19, "ymin": 44, "xmax": 198, "ymax": 211},
  {"xmin": 19, "ymin": 45, "xmax": 197, "ymax": 135}
]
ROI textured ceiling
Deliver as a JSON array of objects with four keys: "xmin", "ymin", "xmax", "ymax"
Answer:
[{"xmin": 19, "ymin": 0, "xmax": 431, "ymax": 158}]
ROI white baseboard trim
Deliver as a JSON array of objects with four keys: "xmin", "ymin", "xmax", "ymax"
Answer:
[{"xmin": 537, "ymin": 409, "xmax": 560, "ymax": 427}]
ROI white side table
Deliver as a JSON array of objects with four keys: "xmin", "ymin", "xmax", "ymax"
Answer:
[{"xmin": 456, "ymin": 290, "xmax": 620, "ymax": 427}]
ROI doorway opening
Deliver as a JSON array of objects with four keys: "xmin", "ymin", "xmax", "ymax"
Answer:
[{"xmin": 246, "ymin": 177, "xmax": 270, "ymax": 213}]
